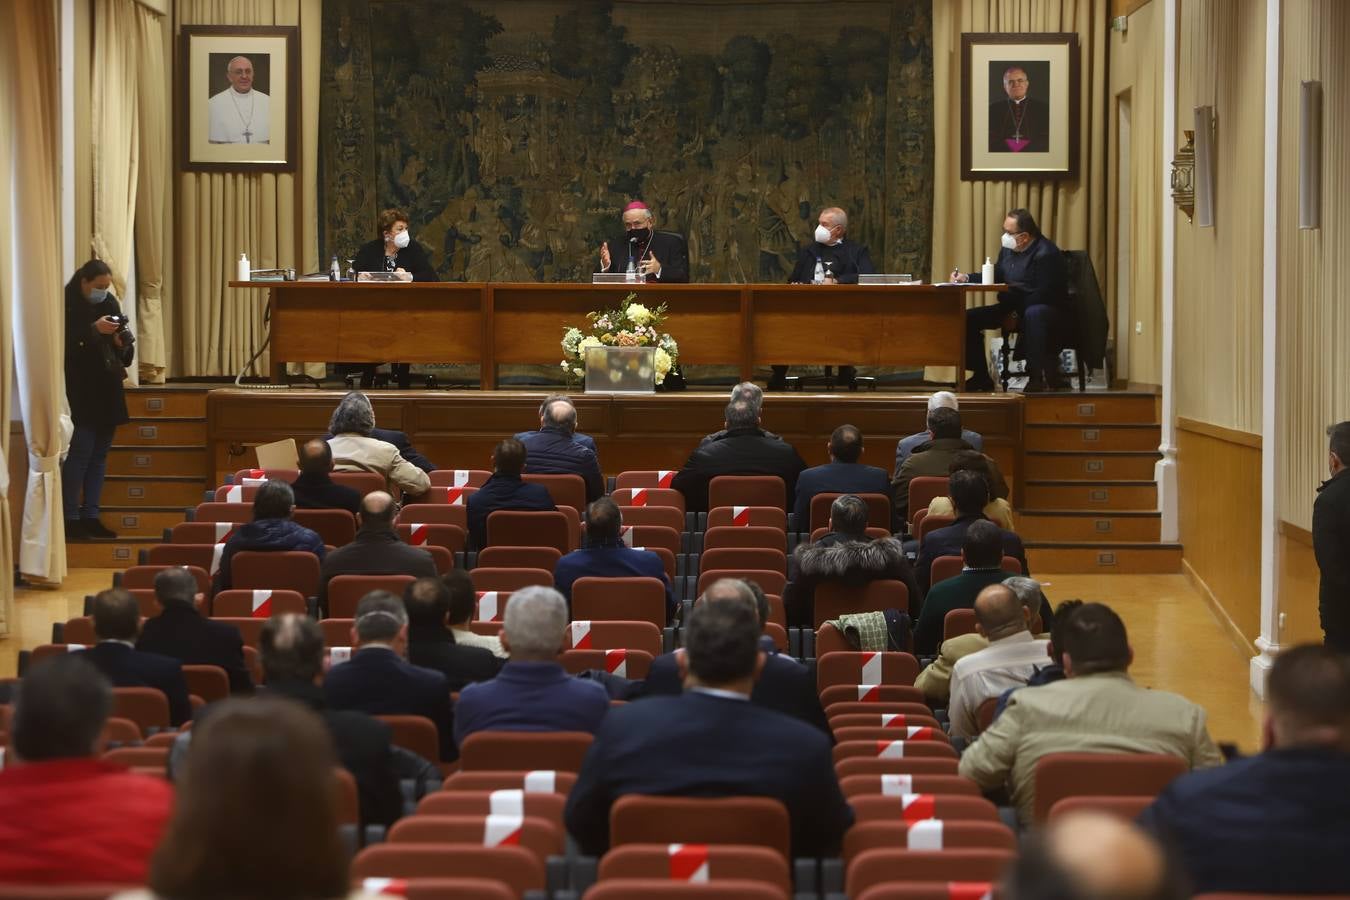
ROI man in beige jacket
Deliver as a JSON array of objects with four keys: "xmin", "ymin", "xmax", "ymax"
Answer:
[
  {"xmin": 325, "ymin": 391, "xmax": 430, "ymax": 498},
  {"xmin": 959, "ymin": 602, "xmax": 1225, "ymax": 824}
]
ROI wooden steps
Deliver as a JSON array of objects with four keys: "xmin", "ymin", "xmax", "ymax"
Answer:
[
  {"xmin": 66, "ymin": 539, "xmax": 158, "ymax": 569},
  {"xmin": 1026, "ymin": 542, "xmax": 1183, "ymax": 574},
  {"xmin": 1017, "ymin": 510, "xmax": 1162, "ymax": 543},
  {"xmin": 1024, "ymin": 450, "xmax": 1160, "ymax": 481},
  {"xmin": 107, "ymin": 447, "xmax": 208, "ymax": 478},
  {"xmin": 1025, "ymin": 423, "xmax": 1162, "ymax": 452},
  {"xmin": 1024, "ymin": 394, "xmax": 1158, "ymax": 424},
  {"xmin": 1023, "ymin": 480, "xmax": 1157, "ymax": 510}
]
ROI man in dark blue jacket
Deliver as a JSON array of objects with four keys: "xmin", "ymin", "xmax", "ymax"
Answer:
[
  {"xmin": 466, "ymin": 438, "xmax": 557, "ymax": 550},
  {"xmin": 792, "ymin": 424, "xmax": 891, "ymax": 528},
  {"xmin": 554, "ymin": 498, "xmax": 676, "ymax": 619},
  {"xmin": 291, "ymin": 438, "xmax": 361, "ymax": 515},
  {"xmin": 82, "ymin": 588, "xmax": 192, "ymax": 726},
  {"xmin": 566, "ymin": 588, "xmax": 852, "ymax": 857},
  {"xmin": 515, "ymin": 395, "xmax": 604, "ymax": 502},
  {"xmin": 915, "ymin": 470, "xmax": 1028, "ymax": 594},
  {"xmin": 1139, "ymin": 644, "xmax": 1350, "ymax": 895},
  {"xmin": 138, "ymin": 567, "xmax": 252, "ymax": 694},
  {"xmin": 212, "ymin": 480, "xmax": 325, "ymax": 593}
]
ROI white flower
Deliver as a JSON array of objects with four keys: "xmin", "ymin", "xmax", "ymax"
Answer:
[
  {"xmin": 627, "ymin": 302, "xmax": 652, "ymax": 326},
  {"xmin": 572, "ymin": 367, "xmax": 585, "ymax": 377},
  {"xmin": 654, "ymin": 347, "xmax": 672, "ymax": 375},
  {"xmin": 560, "ymin": 361, "xmax": 569, "ymax": 370},
  {"xmin": 578, "ymin": 336, "xmax": 604, "ymax": 352}
]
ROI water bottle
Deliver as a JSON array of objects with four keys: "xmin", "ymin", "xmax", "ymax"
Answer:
[
  {"xmin": 813, "ymin": 259, "xmax": 825, "ymax": 285},
  {"xmin": 329, "ymin": 255, "xmax": 341, "ymax": 282},
  {"xmin": 625, "ymin": 258, "xmax": 637, "ymax": 284},
  {"xmin": 345, "ymin": 260, "xmax": 355, "ymax": 282}
]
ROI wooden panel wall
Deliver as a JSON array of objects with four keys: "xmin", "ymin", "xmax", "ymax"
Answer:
[{"xmin": 1278, "ymin": 525, "xmax": 1323, "ymax": 647}]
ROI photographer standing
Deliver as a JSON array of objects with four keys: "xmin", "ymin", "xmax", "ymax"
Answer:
[{"xmin": 63, "ymin": 259, "xmax": 134, "ymax": 540}]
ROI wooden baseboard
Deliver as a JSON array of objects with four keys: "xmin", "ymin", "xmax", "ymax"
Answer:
[{"xmin": 1182, "ymin": 558, "xmax": 1257, "ymax": 656}]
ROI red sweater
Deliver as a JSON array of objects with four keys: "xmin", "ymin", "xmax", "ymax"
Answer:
[{"xmin": 0, "ymin": 758, "xmax": 174, "ymax": 885}]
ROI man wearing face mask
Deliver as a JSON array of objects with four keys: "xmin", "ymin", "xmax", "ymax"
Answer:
[
  {"xmin": 350, "ymin": 207, "xmax": 438, "ymax": 388},
  {"xmin": 771, "ymin": 207, "xmax": 875, "ymax": 390},
  {"xmin": 951, "ymin": 207, "xmax": 1067, "ymax": 392},
  {"xmin": 596, "ymin": 201, "xmax": 690, "ymax": 283}
]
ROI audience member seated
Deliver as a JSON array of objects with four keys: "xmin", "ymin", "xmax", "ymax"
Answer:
[
  {"xmin": 959, "ymin": 602, "xmax": 1224, "ymax": 824},
  {"xmin": 515, "ymin": 394, "xmax": 604, "ymax": 502},
  {"xmin": 318, "ymin": 491, "xmax": 437, "ymax": 615},
  {"xmin": 915, "ymin": 470, "xmax": 1028, "ymax": 594},
  {"xmin": 466, "ymin": 437, "xmax": 557, "ymax": 550},
  {"xmin": 213, "ymin": 479, "xmax": 325, "ymax": 593},
  {"xmin": 403, "ymin": 576, "xmax": 503, "ymax": 691},
  {"xmin": 443, "ymin": 569, "xmax": 507, "ymax": 659},
  {"xmin": 788, "ymin": 494, "xmax": 921, "ymax": 625},
  {"xmin": 894, "ymin": 391, "xmax": 984, "ymax": 469},
  {"xmin": 554, "ymin": 497, "xmax": 676, "ymax": 619},
  {"xmin": 138, "ymin": 567, "xmax": 252, "ymax": 694},
  {"xmin": 1009, "ymin": 811, "xmax": 1187, "ymax": 900},
  {"xmin": 792, "ymin": 424, "xmax": 891, "ymax": 527},
  {"xmin": 699, "ymin": 382, "xmax": 780, "ymax": 446},
  {"xmin": 926, "ymin": 449, "xmax": 1016, "ymax": 530},
  {"xmin": 0, "ymin": 656, "xmax": 174, "ymax": 886},
  {"xmin": 892, "ymin": 406, "xmax": 1007, "ymax": 523},
  {"xmin": 260, "ymin": 614, "xmax": 403, "ymax": 828},
  {"xmin": 454, "ymin": 586, "xmax": 610, "ymax": 745},
  {"xmin": 947, "ymin": 584, "xmax": 1051, "ymax": 739},
  {"xmin": 328, "ymin": 420, "xmax": 437, "ymax": 475},
  {"xmin": 120, "ymin": 698, "xmax": 363, "ymax": 900},
  {"xmin": 1140, "ymin": 644, "xmax": 1350, "ymax": 895},
  {"xmin": 291, "ymin": 437, "xmax": 362, "ymax": 515},
  {"xmin": 325, "ymin": 391, "xmax": 430, "ymax": 497},
  {"xmin": 993, "ymin": 595, "xmax": 1079, "ymax": 718},
  {"xmin": 81, "ymin": 587, "xmax": 191, "ymax": 726},
  {"xmin": 517, "ymin": 393, "xmax": 598, "ymax": 452},
  {"xmin": 644, "ymin": 578, "xmax": 829, "ymax": 734},
  {"xmin": 565, "ymin": 590, "xmax": 854, "ymax": 857},
  {"xmin": 671, "ymin": 399, "xmax": 807, "ymax": 512}
]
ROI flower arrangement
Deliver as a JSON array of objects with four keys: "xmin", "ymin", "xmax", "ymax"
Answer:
[{"xmin": 561, "ymin": 293, "xmax": 679, "ymax": 385}]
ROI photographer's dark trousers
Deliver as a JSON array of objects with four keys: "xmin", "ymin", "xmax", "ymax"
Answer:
[{"xmin": 62, "ymin": 424, "xmax": 115, "ymax": 519}]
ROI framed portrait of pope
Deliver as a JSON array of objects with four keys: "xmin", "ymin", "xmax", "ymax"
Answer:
[{"xmin": 179, "ymin": 25, "xmax": 297, "ymax": 172}]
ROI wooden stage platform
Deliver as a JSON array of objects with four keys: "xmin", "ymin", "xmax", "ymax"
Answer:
[{"xmin": 206, "ymin": 388, "xmax": 1025, "ymax": 499}]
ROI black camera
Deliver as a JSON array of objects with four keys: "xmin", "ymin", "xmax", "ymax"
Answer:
[{"xmin": 107, "ymin": 314, "xmax": 135, "ymax": 345}]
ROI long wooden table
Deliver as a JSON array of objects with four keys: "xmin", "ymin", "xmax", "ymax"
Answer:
[{"xmin": 234, "ymin": 281, "xmax": 1002, "ymax": 388}]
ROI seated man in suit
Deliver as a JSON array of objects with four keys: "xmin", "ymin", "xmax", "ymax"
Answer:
[
  {"xmin": 644, "ymin": 578, "xmax": 829, "ymax": 735},
  {"xmin": 213, "ymin": 479, "xmax": 325, "ymax": 593},
  {"xmin": 915, "ymin": 470, "xmax": 1028, "ymax": 595},
  {"xmin": 318, "ymin": 491, "xmax": 437, "ymax": 616},
  {"xmin": 895, "ymin": 391, "xmax": 984, "ymax": 470},
  {"xmin": 323, "ymin": 590, "xmax": 456, "ymax": 761},
  {"xmin": 788, "ymin": 494, "xmax": 920, "ymax": 626},
  {"xmin": 913, "ymin": 519, "xmax": 1024, "ymax": 656},
  {"xmin": 554, "ymin": 497, "xmax": 676, "ymax": 620},
  {"xmin": 324, "ymin": 425, "xmax": 436, "ymax": 474},
  {"xmin": 892, "ymin": 406, "xmax": 1008, "ymax": 524},
  {"xmin": 403, "ymin": 576, "xmax": 503, "ymax": 692},
  {"xmin": 260, "ymin": 614, "xmax": 402, "ymax": 827},
  {"xmin": 515, "ymin": 395, "xmax": 604, "ymax": 502},
  {"xmin": 290, "ymin": 438, "xmax": 361, "ymax": 515},
  {"xmin": 138, "ymin": 567, "xmax": 252, "ymax": 694},
  {"xmin": 326, "ymin": 391, "xmax": 431, "ymax": 498},
  {"xmin": 946, "ymin": 584, "xmax": 1051, "ymax": 740},
  {"xmin": 596, "ymin": 200, "xmax": 690, "ymax": 283},
  {"xmin": 0, "ymin": 655, "xmax": 174, "ymax": 885},
  {"xmin": 671, "ymin": 399, "xmax": 807, "ymax": 513},
  {"xmin": 699, "ymin": 382, "xmax": 781, "ymax": 446},
  {"xmin": 443, "ymin": 569, "xmax": 507, "ymax": 659},
  {"xmin": 1140, "ymin": 644, "xmax": 1350, "ymax": 895},
  {"xmin": 960, "ymin": 602, "xmax": 1225, "ymax": 824},
  {"xmin": 565, "ymin": 589, "xmax": 853, "ymax": 857},
  {"xmin": 517, "ymin": 393, "xmax": 599, "ymax": 453},
  {"xmin": 81, "ymin": 588, "xmax": 191, "ymax": 726},
  {"xmin": 793, "ymin": 424, "xmax": 891, "ymax": 528},
  {"xmin": 466, "ymin": 437, "xmax": 557, "ymax": 550},
  {"xmin": 454, "ymin": 586, "xmax": 610, "ymax": 745}
]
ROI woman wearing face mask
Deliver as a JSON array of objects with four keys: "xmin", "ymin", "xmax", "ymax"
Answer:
[
  {"xmin": 349, "ymin": 208, "xmax": 438, "ymax": 387},
  {"xmin": 63, "ymin": 258, "xmax": 134, "ymax": 540}
]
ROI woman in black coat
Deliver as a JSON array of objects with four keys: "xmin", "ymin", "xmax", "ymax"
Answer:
[
  {"xmin": 63, "ymin": 259, "xmax": 134, "ymax": 540},
  {"xmin": 348, "ymin": 207, "xmax": 437, "ymax": 388}
]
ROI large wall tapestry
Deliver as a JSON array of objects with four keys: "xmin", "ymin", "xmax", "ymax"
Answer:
[{"xmin": 319, "ymin": 0, "xmax": 933, "ymax": 284}]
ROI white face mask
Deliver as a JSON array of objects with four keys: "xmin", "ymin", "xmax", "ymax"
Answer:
[
  {"xmin": 89, "ymin": 287, "xmax": 109, "ymax": 303},
  {"xmin": 392, "ymin": 230, "xmax": 410, "ymax": 249},
  {"xmin": 814, "ymin": 224, "xmax": 833, "ymax": 244},
  {"xmin": 1001, "ymin": 231, "xmax": 1020, "ymax": 251}
]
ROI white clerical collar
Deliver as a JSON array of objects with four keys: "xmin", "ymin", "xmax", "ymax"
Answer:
[{"xmin": 689, "ymin": 686, "xmax": 751, "ymax": 702}]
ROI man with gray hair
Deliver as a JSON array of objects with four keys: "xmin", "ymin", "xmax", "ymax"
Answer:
[
  {"xmin": 454, "ymin": 586, "xmax": 610, "ymax": 743},
  {"xmin": 699, "ymin": 383, "xmax": 780, "ymax": 446},
  {"xmin": 672, "ymin": 399, "xmax": 806, "ymax": 512},
  {"xmin": 138, "ymin": 566, "xmax": 252, "ymax": 694},
  {"xmin": 323, "ymin": 590, "xmax": 456, "ymax": 760},
  {"xmin": 596, "ymin": 200, "xmax": 690, "ymax": 283},
  {"xmin": 514, "ymin": 394, "xmax": 604, "ymax": 501},
  {"xmin": 325, "ymin": 391, "xmax": 431, "ymax": 497},
  {"xmin": 947, "ymin": 583, "xmax": 1052, "ymax": 739},
  {"xmin": 894, "ymin": 391, "xmax": 985, "ymax": 469},
  {"xmin": 213, "ymin": 479, "xmax": 325, "ymax": 593}
]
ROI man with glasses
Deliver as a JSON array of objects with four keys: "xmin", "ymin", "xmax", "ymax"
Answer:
[{"xmin": 988, "ymin": 65, "xmax": 1049, "ymax": 153}]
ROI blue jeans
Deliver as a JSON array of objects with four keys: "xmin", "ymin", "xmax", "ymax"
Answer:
[{"xmin": 62, "ymin": 423, "xmax": 116, "ymax": 519}]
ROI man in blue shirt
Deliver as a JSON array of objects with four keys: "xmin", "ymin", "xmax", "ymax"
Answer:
[
  {"xmin": 554, "ymin": 497, "xmax": 676, "ymax": 620},
  {"xmin": 793, "ymin": 424, "xmax": 891, "ymax": 529},
  {"xmin": 466, "ymin": 438, "xmax": 556, "ymax": 550},
  {"xmin": 515, "ymin": 395, "xmax": 604, "ymax": 502}
]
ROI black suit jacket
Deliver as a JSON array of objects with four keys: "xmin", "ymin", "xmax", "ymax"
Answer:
[
  {"xmin": 323, "ymin": 646, "xmax": 456, "ymax": 761},
  {"xmin": 318, "ymin": 530, "xmax": 438, "ymax": 614},
  {"xmin": 291, "ymin": 472, "xmax": 362, "ymax": 515},
  {"xmin": 565, "ymin": 691, "xmax": 853, "ymax": 857},
  {"xmin": 136, "ymin": 605, "xmax": 252, "ymax": 695},
  {"xmin": 671, "ymin": 427, "xmax": 807, "ymax": 513},
  {"xmin": 914, "ymin": 514, "xmax": 1029, "ymax": 594},
  {"xmin": 604, "ymin": 231, "xmax": 690, "ymax": 284},
  {"xmin": 1313, "ymin": 468, "xmax": 1350, "ymax": 643},
  {"xmin": 787, "ymin": 239, "xmax": 875, "ymax": 284},
  {"xmin": 82, "ymin": 642, "xmax": 192, "ymax": 726},
  {"xmin": 407, "ymin": 624, "xmax": 504, "ymax": 693},
  {"xmin": 353, "ymin": 238, "xmax": 438, "ymax": 282}
]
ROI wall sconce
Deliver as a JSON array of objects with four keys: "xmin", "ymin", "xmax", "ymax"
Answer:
[
  {"xmin": 1300, "ymin": 81, "xmax": 1322, "ymax": 229},
  {"xmin": 1171, "ymin": 130, "xmax": 1195, "ymax": 221},
  {"xmin": 1193, "ymin": 106, "xmax": 1215, "ymax": 227}
]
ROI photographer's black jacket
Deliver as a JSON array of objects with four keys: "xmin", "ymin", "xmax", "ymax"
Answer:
[{"xmin": 64, "ymin": 280, "xmax": 134, "ymax": 427}]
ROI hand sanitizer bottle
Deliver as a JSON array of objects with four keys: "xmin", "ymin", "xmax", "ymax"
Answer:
[
  {"xmin": 237, "ymin": 252, "xmax": 250, "ymax": 282},
  {"xmin": 981, "ymin": 256, "xmax": 995, "ymax": 284}
]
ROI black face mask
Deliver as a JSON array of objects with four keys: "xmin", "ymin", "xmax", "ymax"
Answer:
[{"xmin": 626, "ymin": 228, "xmax": 651, "ymax": 244}]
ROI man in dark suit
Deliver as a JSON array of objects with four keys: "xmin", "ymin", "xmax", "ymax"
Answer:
[
  {"xmin": 137, "ymin": 567, "xmax": 252, "ymax": 694},
  {"xmin": 82, "ymin": 588, "xmax": 191, "ymax": 726},
  {"xmin": 671, "ymin": 400, "xmax": 807, "ymax": 513},
  {"xmin": 554, "ymin": 497, "xmax": 676, "ymax": 619},
  {"xmin": 1313, "ymin": 421, "xmax": 1350, "ymax": 652},
  {"xmin": 792, "ymin": 424, "xmax": 891, "ymax": 528},
  {"xmin": 1139, "ymin": 645, "xmax": 1350, "ymax": 895},
  {"xmin": 213, "ymin": 479, "xmax": 325, "ymax": 593},
  {"xmin": 699, "ymin": 383, "xmax": 781, "ymax": 447},
  {"xmin": 597, "ymin": 201, "xmax": 690, "ymax": 283},
  {"xmin": 260, "ymin": 614, "xmax": 403, "ymax": 827},
  {"xmin": 318, "ymin": 491, "xmax": 437, "ymax": 615},
  {"xmin": 913, "ymin": 520, "xmax": 1027, "ymax": 656},
  {"xmin": 403, "ymin": 576, "xmax": 502, "ymax": 692},
  {"xmin": 466, "ymin": 438, "xmax": 557, "ymax": 550},
  {"xmin": 987, "ymin": 66, "xmax": 1050, "ymax": 153},
  {"xmin": 644, "ymin": 578, "xmax": 829, "ymax": 735},
  {"xmin": 323, "ymin": 590, "xmax": 456, "ymax": 761},
  {"xmin": 566, "ymin": 589, "xmax": 852, "ymax": 857},
  {"xmin": 915, "ymin": 470, "xmax": 1028, "ymax": 597},
  {"xmin": 515, "ymin": 395, "xmax": 604, "ymax": 502},
  {"xmin": 516, "ymin": 394, "xmax": 599, "ymax": 454},
  {"xmin": 291, "ymin": 438, "xmax": 361, "ymax": 515},
  {"xmin": 454, "ymin": 586, "xmax": 610, "ymax": 746},
  {"xmin": 892, "ymin": 407, "xmax": 1008, "ymax": 523}
]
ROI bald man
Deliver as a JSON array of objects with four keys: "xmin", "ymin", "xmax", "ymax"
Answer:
[
  {"xmin": 291, "ymin": 438, "xmax": 361, "ymax": 515},
  {"xmin": 207, "ymin": 55, "xmax": 271, "ymax": 144},
  {"xmin": 317, "ymin": 491, "xmax": 437, "ymax": 616},
  {"xmin": 946, "ymin": 584, "xmax": 1049, "ymax": 739},
  {"xmin": 1010, "ymin": 811, "xmax": 1184, "ymax": 900}
]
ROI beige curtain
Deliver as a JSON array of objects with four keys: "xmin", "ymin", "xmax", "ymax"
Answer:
[
  {"xmin": 0, "ymin": 9, "xmax": 17, "ymax": 635},
  {"xmin": 7, "ymin": 0, "xmax": 69, "ymax": 583},
  {"xmin": 929, "ymin": 0, "xmax": 1109, "ymax": 381},
  {"xmin": 174, "ymin": 0, "xmax": 321, "ymax": 379},
  {"xmin": 135, "ymin": 1, "xmax": 170, "ymax": 382},
  {"xmin": 92, "ymin": 0, "xmax": 142, "ymax": 320}
]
